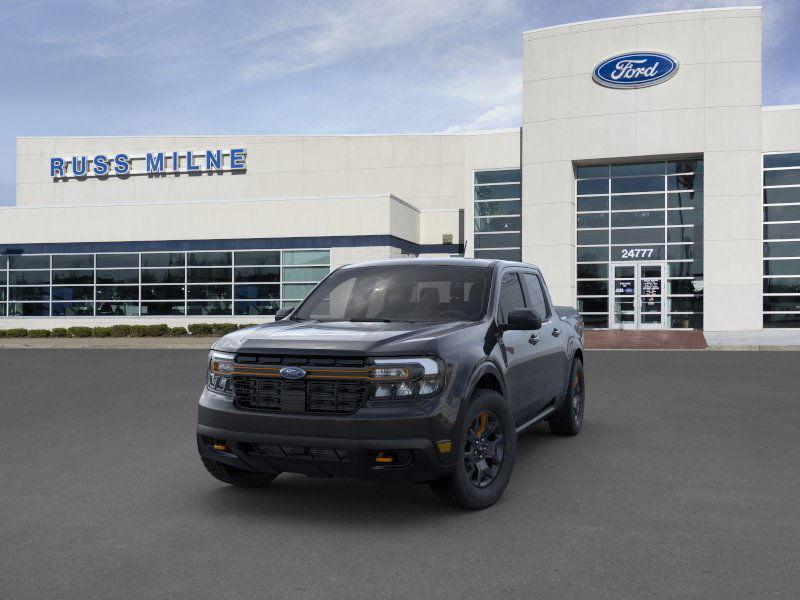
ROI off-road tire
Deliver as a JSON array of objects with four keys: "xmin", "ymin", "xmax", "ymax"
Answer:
[
  {"xmin": 430, "ymin": 388, "xmax": 516, "ymax": 510},
  {"xmin": 548, "ymin": 357, "xmax": 585, "ymax": 436}
]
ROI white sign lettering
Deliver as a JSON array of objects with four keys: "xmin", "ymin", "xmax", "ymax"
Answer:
[{"xmin": 610, "ymin": 59, "xmax": 661, "ymax": 81}]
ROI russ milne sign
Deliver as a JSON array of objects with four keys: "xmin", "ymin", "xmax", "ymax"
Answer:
[
  {"xmin": 50, "ymin": 148, "xmax": 246, "ymax": 179},
  {"xmin": 593, "ymin": 52, "xmax": 678, "ymax": 89}
]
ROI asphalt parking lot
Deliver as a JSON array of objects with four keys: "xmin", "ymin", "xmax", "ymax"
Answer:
[{"xmin": 1, "ymin": 350, "xmax": 798, "ymax": 599}]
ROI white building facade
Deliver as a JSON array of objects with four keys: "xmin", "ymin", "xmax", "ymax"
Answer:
[{"xmin": 2, "ymin": 6, "xmax": 799, "ymax": 332}]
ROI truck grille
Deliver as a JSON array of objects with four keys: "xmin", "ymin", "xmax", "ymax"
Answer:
[
  {"xmin": 233, "ymin": 378, "xmax": 367, "ymax": 414},
  {"xmin": 245, "ymin": 443, "xmax": 350, "ymax": 462},
  {"xmin": 232, "ymin": 354, "xmax": 369, "ymax": 414}
]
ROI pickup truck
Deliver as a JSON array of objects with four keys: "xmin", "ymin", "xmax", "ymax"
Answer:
[{"xmin": 198, "ymin": 258, "xmax": 585, "ymax": 509}]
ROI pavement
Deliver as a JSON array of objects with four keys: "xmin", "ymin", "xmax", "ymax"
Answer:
[{"xmin": 1, "ymin": 350, "xmax": 798, "ymax": 599}]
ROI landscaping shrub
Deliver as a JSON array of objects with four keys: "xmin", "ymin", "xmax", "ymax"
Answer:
[
  {"xmin": 5, "ymin": 328, "xmax": 29, "ymax": 338},
  {"xmin": 91, "ymin": 327, "xmax": 113, "ymax": 338},
  {"xmin": 109, "ymin": 324, "xmax": 132, "ymax": 337},
  {"xmin": 67, "ymin": 326, "xmax": 92, "ymax": 338},
  {"xmin": 50, "ymin": 328, "xmax": 69, "ymax": 338},
  {"xmin": 188, "ymin": 323, "xmax": 214, "ymax": 336},
  {"xmin": 211, "ymin": 323, "xmax": 239, "ymax": 336},
  {"xmin": 167, "ymin": 327, "xmax": 188, "ymax": 337},
  {"xmin": 129, "ymin": 324, "xmax": 169, "ymax": 337},
  {"xmin": 28, "ymin": 329, "xmax": 51, "ymax": 338},
  {"xmin": 146, "ymin": 324, "xmax": 169, "ymax": 337}
]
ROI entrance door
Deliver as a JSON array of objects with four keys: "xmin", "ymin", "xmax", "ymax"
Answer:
[{"xmin": 610, "ymin": 262, "xmax": 666, "ymax": 330}]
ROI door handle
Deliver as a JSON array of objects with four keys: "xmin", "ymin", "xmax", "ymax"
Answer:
[
  {"xmin": 528, "ymin": 334, "xmax": 540, "ymax": 345},
  {"xmin": 552, "ymin": 328, "xmax": 561, "ymax": 337}
]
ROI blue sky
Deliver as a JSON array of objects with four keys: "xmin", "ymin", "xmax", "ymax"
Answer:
[{"xmin": 1, "ymin": 0, "xmax": 798, "ymax": 206}]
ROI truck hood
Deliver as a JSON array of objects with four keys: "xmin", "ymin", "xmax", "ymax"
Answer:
[{"xmin": 212, "ymin": 319, "xmax": 474, "ymax": 356}]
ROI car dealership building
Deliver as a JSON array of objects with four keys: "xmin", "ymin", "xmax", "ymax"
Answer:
[{"xmin": 2, "ymin": 6, "xmax": 799, "ymax": 332}]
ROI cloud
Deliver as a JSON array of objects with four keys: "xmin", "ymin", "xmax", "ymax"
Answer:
[
  {"xmin": 235, "ymin": 0, "xmax": 486, "ymax": 82},
  {"xmin": 442, "ymin": 103, "xmax": 521, "ymax": 133}
]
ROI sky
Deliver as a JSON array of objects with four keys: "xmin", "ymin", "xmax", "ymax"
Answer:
[{"xmin": 1, "ymin": 0, "xmax": 798, "ymax": 206}]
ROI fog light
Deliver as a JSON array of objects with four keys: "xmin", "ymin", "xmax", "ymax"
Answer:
[
  {"xmin": 212, "ymin": 440, "xmax": 229, "ymax": 452},
  {"xmin": 374, "ymin": 451, "xmax": 396, "ymax": 464}
]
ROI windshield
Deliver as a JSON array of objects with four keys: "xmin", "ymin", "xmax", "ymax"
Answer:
[{"xmin": 292, "ymin": 264, "xmax": 492, "ymax": 323}]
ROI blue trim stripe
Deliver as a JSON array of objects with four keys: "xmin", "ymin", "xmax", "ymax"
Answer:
[{"xmin": 0, "ymin": 235, "xmax": 461, "ymax": 256}]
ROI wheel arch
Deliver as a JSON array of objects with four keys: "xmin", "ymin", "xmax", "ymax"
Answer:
[
  {"xmin": 573, "ymin": 347, "xmax": 584, "ymax": 364},
  {"xmin": 465, "ymin": 360, "xmax": 507, "ymax": 404}
]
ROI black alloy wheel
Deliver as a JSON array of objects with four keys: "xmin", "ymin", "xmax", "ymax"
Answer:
[
  {"xmin": 548, "ymin": 357, "xmax": 585, "ymax": 436},
  {"xmin": 568, "ymin": 368, "xmax": 584, "ymax": 428},
  {"xmin": 464, "ymin": 410, "xmax": 505, "ymax": 489}
]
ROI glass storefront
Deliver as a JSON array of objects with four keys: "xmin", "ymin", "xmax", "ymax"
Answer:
[
  {"xmin": 763, "ymin": 152, "xmax": 800, "ymax": 328},
  {"xmin": 0, "ymin": 249, "xmax": 329, "ymax": 317},
  {"xmin": 575, "ymin": 159, "xmax": 704, "ymax": 329},
  {"xmin": 474, "ymin": 169, "xmax": 522, "ymax": 261}
]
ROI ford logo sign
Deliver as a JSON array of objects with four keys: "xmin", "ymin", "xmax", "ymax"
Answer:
[
  {"xmin": 593, "ymin": 52, "xmax": 678, "ymax": 89},
  {"xmin": 279, "ymin": 366, "xmax": 307, "ymax": 380}
]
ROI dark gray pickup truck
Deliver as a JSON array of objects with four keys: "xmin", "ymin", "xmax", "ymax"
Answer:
[{"xmin": 198, "ymin": 258, "xmax": 584, "ymax": 509}]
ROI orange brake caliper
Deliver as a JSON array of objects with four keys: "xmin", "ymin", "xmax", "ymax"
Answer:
[{"xmin": 475, "ymin": 412, "xmax": 487, "ymax": 438}]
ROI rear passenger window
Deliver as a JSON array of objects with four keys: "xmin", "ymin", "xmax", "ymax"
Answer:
[
  {"xmin": 522, "ymin": 273, "xmax": 550, "ymax": 318},
  {"xmin": 498, "ymin": 272, "xmax": 526, "ymax": 323}
]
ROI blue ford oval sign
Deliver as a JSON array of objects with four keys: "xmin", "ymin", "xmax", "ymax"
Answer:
[
  {"xmin": 593, "ymin": 52, "xmax": 678, "ymax": 89},
  {"xmin": 279, "ymin": 366, "xmax": 307, "ymax": 380}
]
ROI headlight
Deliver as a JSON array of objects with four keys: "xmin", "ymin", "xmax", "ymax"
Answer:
[
  {"xmin": 369, "ymin": 358, "xmax": 444, "ymax": 400},
  {"xmin": 207, "ymin": 350, "xmax": 236, "ymax": 396}
]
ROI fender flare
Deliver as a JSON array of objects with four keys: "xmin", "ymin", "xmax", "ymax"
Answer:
[
  {"xmin": 559, "ymin": 340, "xmax": 584, "ymax": 399},
  {"xmin": 464, "ymin": 359, "xmax": 507, "ymax": 405}
]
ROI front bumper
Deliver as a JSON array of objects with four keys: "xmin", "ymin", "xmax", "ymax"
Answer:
[{"xmin": 197, "ymin": 388, "xmax": 460, "ymax": 482}]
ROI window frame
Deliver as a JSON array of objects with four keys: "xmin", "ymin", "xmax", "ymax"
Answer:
[{"xmin": 521, "ymin": 271, "xmax": 552, "ymax": 320}]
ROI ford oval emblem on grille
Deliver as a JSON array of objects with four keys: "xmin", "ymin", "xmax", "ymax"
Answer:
[{"xmin": 279, "ymin": 366, "xmax": 307, "ymax": 380}]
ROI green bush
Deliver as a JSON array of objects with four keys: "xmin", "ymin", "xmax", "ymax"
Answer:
[
  {"xmin": 67, "ymin": 326, "xmax": 93, "ymax": 338},
  {"xmin": 129, "ymin": 325, "xmax": 148, "ymax": 337},
  {"xmin": 4, "ymin": 328, "xmax": 29, "ymax": 338},
  {"xmin": 188, "ymin": 323, "xmax": 214, "ymax": 336},
  {"xmin": 146, "ymin": 324, "xmax": 169, "ymax": 337},
  {"xmin": 167, "ymin": 326, "xmax": 188, "ymax": 337},
  {"xmin": 91, "ymin": 327, "xmax": 113, "ymax": 338},
  {"xmin": 50, "ymin": 328, "xmax": 69, "ymax": 338},
  {"xmin": 28, "ymin": 329, "xmax": 51, "ymax": 338},
  {"xmin": 130, "ymin": 324, "xmax": 169, "ymax": 337},
  {"xmin": 211, "ymin": 323, "xmax": 240, "ymax": 336},
  {"xmin": 109, "ymin": 324, "xmax": 132, "ymax": 337},
  {"xmin": 187, "ymin": 323, "xmax": 262, "ymax": 336}
]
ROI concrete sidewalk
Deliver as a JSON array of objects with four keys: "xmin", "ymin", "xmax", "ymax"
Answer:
[
  {"xmin": 0, "ymin": 337, "xmax": 219, "ymax": 349},
  {"xmin": 705, "ymin": 329, "xmax": 800, "ymax": 350}
]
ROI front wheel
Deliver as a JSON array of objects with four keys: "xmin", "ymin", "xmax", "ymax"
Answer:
[
  {"xmin": 429, "ymin": 388, "xmax": 516, "ymax": 510},
  {"xmin": 548, "ymin": 357, "xmax": 585, "ymax": 436}
]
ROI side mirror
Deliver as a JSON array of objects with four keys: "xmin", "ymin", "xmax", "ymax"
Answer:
[
  {"xmin": 274, "ymin": 307, "xmax": 293, "ymax": 321},
  {"xmin": 502, "ymin": 308, "xmax": 543, "ymax": 331}
]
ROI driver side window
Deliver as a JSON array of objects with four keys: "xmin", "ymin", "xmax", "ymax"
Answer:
[{"xmin": 497, "ymin": 272, "xmax": 526, "ymax": 324}]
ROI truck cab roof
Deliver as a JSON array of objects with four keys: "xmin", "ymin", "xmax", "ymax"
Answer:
[{"xmin": 338, "ymin": 257, "xmax": 541, "ymax": 271}]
